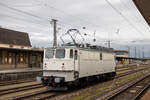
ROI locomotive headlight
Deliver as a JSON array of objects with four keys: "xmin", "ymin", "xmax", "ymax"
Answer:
[
  {"xmin": 62, "ymin": 63, "xmax": 65, "ymax": 70},
  {"xmin": 62, "ymin": 66, "xmax": 65, "ymax": 70},
  {"xmin": 44, "ymin": 65, "xmax": 47, "ymax": 68},
  {"xmin": 44, "ymin": 63, "xmax": 47, "ymax": 69},
  {"xmin": 45, "ymin": 63, "xmax": 47, "ymax": 66}
]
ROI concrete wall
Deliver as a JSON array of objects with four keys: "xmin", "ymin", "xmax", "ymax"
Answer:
[{"xmin": 0, "ymin": 64, "xmax": 15, "ymax": 70}]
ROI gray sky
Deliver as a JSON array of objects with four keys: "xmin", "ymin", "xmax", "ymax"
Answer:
[{"xmin": 0, "ymin": 0, "xmax": 150, "ymax": 57}]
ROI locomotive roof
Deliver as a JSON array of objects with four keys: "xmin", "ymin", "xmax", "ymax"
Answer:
[{"xmin": 46, "ymin": 45, "xmax": 114, "ymax": 53}]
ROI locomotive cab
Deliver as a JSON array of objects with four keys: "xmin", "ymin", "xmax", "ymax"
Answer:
[{"xmin": 42, "ymin": 47, "xmax": 79, "ymax": 89}]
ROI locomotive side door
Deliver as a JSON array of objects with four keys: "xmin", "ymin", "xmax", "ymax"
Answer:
[
  {"xmin": 74, "ymin": 49, "xmax": 79, "ymax": 79},
  {"xmin": 74, "ymin": 50, "xmax": 79, "ymax": 71}
]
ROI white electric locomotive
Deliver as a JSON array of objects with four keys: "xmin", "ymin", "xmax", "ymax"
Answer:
[{"xmin": 42, "ymin": 44, "xmax": 116, "ymax": 90}]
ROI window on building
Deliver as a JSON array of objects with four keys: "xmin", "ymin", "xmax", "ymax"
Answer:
[
  {"xmin": 20, "ymin": 53, "xmax": 24, "ymax": 64},
  {"xmin": 5, "ymin": 57, "xmax": 7, "ymax": 64},
  {"xmin": 32, "ymin": 55, "xmax": 36, "ymax": 65},
  {"xmin": 0, "ymin": 50, "xmax": 2, "ymax": 64},
  {"xmin": 16, "ymin": 53, "xmax": 26, "ymax": 64},
  {"xmin": 70, "ymin": 49, "xmax": 73, "ymax": 58},
  {"xmin": 75, "ymin": 50, "xmax": 78, "ymax": 60},
  {"xmin": 4, "ymin": 51, "xmax": 8, "ymax": 64},
  {"xmin": 17, "ymin": 54, "xmax": 20, "ymax": 64},
  {"xmin": 100, "ymin": 53, "xmax": 103, "ymax": 60},
  {"xmin": 12, "ymin": 53, "xmax": 15, "ymax": 64},
  {"xmin": 23, "ymin": 53, "xmax": 26, "ymax": 64},
  {"xmin": 8, "ymin": 52, "xmax": 12, "ymax": 64},
  {"xmin": 25, "ymin": 54, "xmax": 28, "ymax": 64}
]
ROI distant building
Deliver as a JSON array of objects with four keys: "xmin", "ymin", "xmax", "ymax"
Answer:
[
  {"xmin": 0, "ymin": 28, "xmax": 43, "ymax": 70},
  {"xmin": 114, "ymin": 50, "xmax": 129, "ymax": 65},
  {"xmin": 114, "ymin": 50, "xmax": 129, "ymax": 58}
]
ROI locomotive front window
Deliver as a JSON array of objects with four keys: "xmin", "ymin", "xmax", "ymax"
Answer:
[
  {"xmin": 45, "ymin": 49, "xmax": 54, "ymax": 59},
  {"xmin": 55, "ymin": 49, "xmax": 65, "ymax": 58}
]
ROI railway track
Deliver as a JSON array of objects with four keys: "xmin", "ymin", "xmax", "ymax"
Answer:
[
  {"xmin": 133, "ymin": 82, "xmax": 150, "ymax": 100},
  {"xmin": 99, "ymin": 73, "xmax": 150, "ymax": 100},
  {"xmin": 12, "ymin": 89, "xmax": 58, "ymax": 100},
  {"xmin": 0, "ymin": 78, "xmax": 35, "ymax": 86},
  {"xmin": 0, "ymin": 83, "xmax": 43, "ymax": 96},
  {"xmin": 115, "ymin": 67, "xmax": 150, "ymax": 78},
  {"xmin": 11, "ymin": 65, "xmax": 150, "ymax": 100},
  {"xmin": 67, "ymin": 66, "xmax": 150, "ymax": 100},
  {"xmin": 25, "ymin": 92, "xmax": 58, "ymax": 100},
  {"xmin": 116, "ymin": 63, "xmax": 148, "ymax": 72},
  {"xmin": 1, "ymin": 64, "xmax": 148, "ymax": 100},
  {"xmin": 116, "ymin": 63, "xmax": 139, "ymax": 69}
]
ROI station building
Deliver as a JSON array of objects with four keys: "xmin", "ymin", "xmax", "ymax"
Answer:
[
  {"xmin": 114, "ymin": 50, "xmax": 129, "ymax": 58},
  {"xmin": 114, "ymin": 50, "xmax": 130, "ymax": 64},
  {"xmin": 0, "ymin": 27, "xmax": 43, "ymax": 70},
  {"xmin": 114, "ymin": 49, "xmax": 148, "ymax": 65}
]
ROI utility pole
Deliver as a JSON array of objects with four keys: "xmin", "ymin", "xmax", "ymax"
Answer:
[
  {"xmin": 142, "ymin": 47, "xmax": 145, "ymax": 58},
  {"xmin": 138, "ymin": 48, "xmax": 140, "ymax": 58},
  {"xmin": 52, "ymin": 19, "xmax": 57, "ymax": 48},
  {"xmin": 107, "ymin": 31, "xmax": 111, "ymax": 48},
  {"xmin": 108, "ymin": 40, "xmax": 110, "ymax": 48},
  {"xmin": 127, "ymin": 46, "xmax": 130, "ymax": 57},
  {"xmin": 135, "ymin": 47, "xmax": 137, "ymax": 58}
]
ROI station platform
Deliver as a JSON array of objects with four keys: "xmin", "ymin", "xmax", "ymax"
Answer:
[
  {"xmin": 0, "ymin": 68, "xmax": 42, "ymax": 74},
  {"xmin": 0, "ymin": 68, "xmax": 43, "ymax": 82}
]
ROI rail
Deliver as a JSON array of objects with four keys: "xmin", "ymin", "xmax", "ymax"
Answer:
[{"xmin": 101, "ymin": 74, "xmax": 150, "ymax": 100}]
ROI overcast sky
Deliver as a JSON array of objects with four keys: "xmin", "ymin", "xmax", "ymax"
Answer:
[{"xmin": 0, "ymin": 0, "xmax": 150, "ymax": 57}]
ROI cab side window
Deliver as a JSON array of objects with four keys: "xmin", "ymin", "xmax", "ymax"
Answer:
[
  {"xmin": 70, "ymin": 49, "xmax": 73, "ymax": 58},
  {"xmin": 75, "ymin": 50, "xmax": 78, "ymax": 60}
]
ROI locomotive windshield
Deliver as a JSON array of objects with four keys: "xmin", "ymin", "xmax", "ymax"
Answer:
[
  {"xmin": 55, "ymin": 49, "xmax": 65, "ymax": 58},
  {"xmin": 45, "ymin": 48, "xmax": 65, "ymax": 59},
  {"xmin": 45, "ymin": 49, "xmax": 54, "ymax": 59}
]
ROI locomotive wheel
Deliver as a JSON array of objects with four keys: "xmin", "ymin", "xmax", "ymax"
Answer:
[{"xmin": 78, "ymin": 78, "xmax": 87, "ymax": 88}]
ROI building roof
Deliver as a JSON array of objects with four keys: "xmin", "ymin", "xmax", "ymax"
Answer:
[
  {"xmin": 133, "ymin": 0, "xmax": 150, "ymax": 26},
  {"xmin": 47, "ymin": 44, "xmax": 114, "ymax": 53},
  {"xmin": 0, "ymin": 46, "xmax": 44, "ymax": 52},
  {"xmin": 114, "ymin": 50, "xmax": 129, "ymax": 53},
  {"xmin": 0, "ymin": 28, "xmax": 31, "ymax": 47}
]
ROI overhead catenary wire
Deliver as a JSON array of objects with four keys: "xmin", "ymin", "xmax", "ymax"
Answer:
[
  {"xmin": 40, "ymin": 2, "xmax": 104, "ymax": 31},
  {"xmin": 105, "ymin": 0, "xmax": 149, "ymax": 39},
  {"xmin": 41, "ymin": 0, "xmax": 150, "ymax": 36},
  {"xmin": 0, "ymin": 2, "xmax": 48, "ymax": 21},
  {"xmin": 0, "ymin": 2, "xmax": 99, "ymax": 32},
  {"xmin": 0, "ymin": 1, "xmax": 101, "ymax": 29},
  {"xmin": 0, "ymin": 12, "xmax": 93, "ymax": 44},
  {"xmin": 118, "ymin": 0, "xmax": 150, "ymax": 31},
  {"xmin": 0, "ymin": 1, "xmax": 143, "ymax": 38},
  {"xmin": 39, "ymin": 1, "xmax": 103, "ymax": 28},
  {"xmin": 0, "ymin": 13, "xmax": 49, "ymax": 27},
  {"xmin": 105, "ymin": 0, "xmax": 146, "ymax": 37},
  {"xmin": 0, "ymin": 1, "xmax": 149, "ymax": 45}
]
